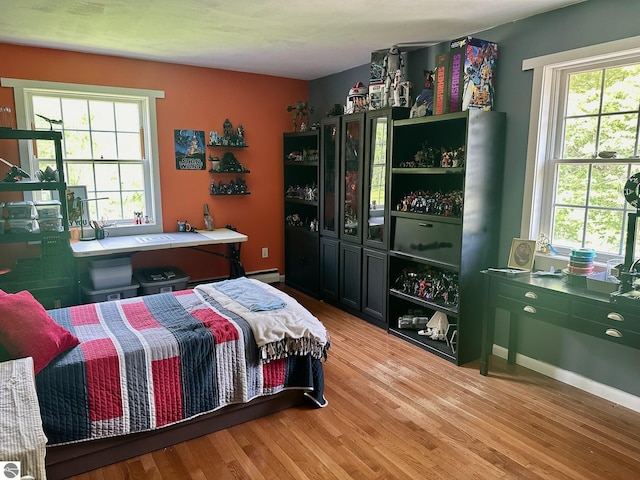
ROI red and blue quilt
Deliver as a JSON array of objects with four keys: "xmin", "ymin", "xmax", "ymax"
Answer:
[{"xmin": 36, "ymin": 287, "xmax": 327, "ymax": 445}]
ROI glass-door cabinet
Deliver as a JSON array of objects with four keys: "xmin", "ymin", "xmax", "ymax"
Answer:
[
  {"xmin": 320, "ymin": 117, "xmax": 340, "ymax": 238},
  {"xmin": 340, "ymin": 113, "xmax": 365, "ymax": 244},
  {"xmin": 363, "ymin": 107, "xmax": 409, "ymax": 250}
]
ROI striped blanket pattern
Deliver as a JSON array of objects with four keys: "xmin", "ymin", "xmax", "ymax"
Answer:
[{"xmin": 36, "ymin": 288, "xmax": 326, "ymax": 446}]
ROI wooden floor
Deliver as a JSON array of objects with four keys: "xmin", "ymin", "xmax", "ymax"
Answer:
[{"xmin": 69, "ymin": 286, "xmax": 640, "ymax": 480}]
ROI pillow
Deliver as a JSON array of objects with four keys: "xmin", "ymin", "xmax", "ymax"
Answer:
[{"xmin": 0, "ymin": 290, "xmax": 80, "ymax": 373}]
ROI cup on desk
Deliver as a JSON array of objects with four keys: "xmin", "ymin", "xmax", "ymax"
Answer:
[
  {"xmin": 94, "ymin": 228, "xmax": 109, "ymax": 240},
  {"xmin": 69, "ymin": 226, "xmax": 82, "ymax": 242}
]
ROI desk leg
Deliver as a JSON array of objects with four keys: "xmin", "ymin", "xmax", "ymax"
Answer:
[
  {"xmin": 228, "ymin": 243, "xmax": 246, "ymax": 278},
  {"xmin": 480, "ymin": 275, "xmax": 494, "ymax": 376},
  {"xmin": 508, "ymin": 313, "xmax": 519, "ymax": 365}
]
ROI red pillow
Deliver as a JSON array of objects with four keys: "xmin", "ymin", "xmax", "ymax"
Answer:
[{"xmin": 0, "ymin": 290, "xmax": 80, "ymax": 373}]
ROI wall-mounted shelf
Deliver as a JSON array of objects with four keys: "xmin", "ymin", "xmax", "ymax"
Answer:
[{"xmin": 207, "ymin": 143, "xmax": 248, "ymax": 148}]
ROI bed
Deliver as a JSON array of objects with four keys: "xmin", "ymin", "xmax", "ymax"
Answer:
[{"xmin": 0, "ymin": 277, "xmax": 329, "ymax": 479}]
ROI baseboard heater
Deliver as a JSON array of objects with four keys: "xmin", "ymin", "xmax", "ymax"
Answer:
[{"xmin": 187, "ymin": 268, "xmax": 281, "ymax": 288}]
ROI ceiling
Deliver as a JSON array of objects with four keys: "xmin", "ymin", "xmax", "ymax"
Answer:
[{"xmin": 0, "ymin": 0, "xmax": 585, "ymax": 81}]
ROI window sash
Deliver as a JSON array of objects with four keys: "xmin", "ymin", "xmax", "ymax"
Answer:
[
  {"xmin": 521, "ymin": 37, "xmax": 640, "ymax": 262},
  {"xmin": 1, "ymin": 78, "xmax": 165, "ymax": 235}
]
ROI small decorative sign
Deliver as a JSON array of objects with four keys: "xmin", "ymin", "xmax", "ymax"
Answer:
[{"xmin": 174, "ymin": 129, "xmax": 206, "ymax": 170}]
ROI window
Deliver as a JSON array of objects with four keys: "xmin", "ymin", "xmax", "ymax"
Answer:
[
  {"xmin": 1, "ymin": 78, "xmax": 164, "ymax": 235},
  {"xmin": 522, "ymin": 37, "xmax": 640, "ymax": 262}
]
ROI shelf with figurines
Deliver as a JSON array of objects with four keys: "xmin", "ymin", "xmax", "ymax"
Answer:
[
  {"xmin": 284, "ymin": 183, "xmax": 318, "ymax": 206},
  {"xmin": 208, "ymin": 152, "xmax": 250, "ymax": 174},
  {"xmin": 285, "ymin": 213, "xmax": 319, "ymax": 236},
  {"xmin": 207, "ymin": 119, "xmax": 248, "ymax": 147},
  {"xmin": 210, "ymin": 177, "xmax": 250, "ymax": 195}
]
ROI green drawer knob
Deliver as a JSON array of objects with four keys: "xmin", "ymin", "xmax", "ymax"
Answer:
[
  {"xmin": 606, "ymin": 312, "xmax": 624, "ymax": 322},
  {"xmin": 524, "ymin": 291, "xmax": 538, "ymax": 299},
  {"xmin": 523, "ymin": 305, "xmax": 537, "ymax": 314}
]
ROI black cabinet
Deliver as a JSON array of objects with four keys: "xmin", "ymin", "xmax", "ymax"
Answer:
[
  {"xmin": 284, "ymin": 227, "xmax": 319, "ymax": 296},
  {"xmin": 388, "ymin": 110, "xmax": 506, "ymax": 364},
  {"xmin": 319, "ymin": 107, "xmax": 409, "ymax": 327},
  {"xmin": 283, "ymin": 130, "xmax": 320, "ymax": 297},
  {"xmin": 363, "ymin": 107, "xmax": 408, "ymax": 250},
  {"xmin": 320, "ymin": 117, "xmax": 340, "ymax": 238},
  {"xmin": 320, "ymin": 236, "xmax": 339, "ymax": 301},
  {"xmin": 339, "ymin": 242, "xmax": 362, "ymax": 310},
  {"xmin": 0, "ymin": 129, "xmax": 77, "ymax": 308},
  {"xmin": 340, "ymin": 113, "xmax": 365, "ymax": 244},
  {"xmin": 362, "ymin": 247, "xmax": 388, "ymax": 327}
]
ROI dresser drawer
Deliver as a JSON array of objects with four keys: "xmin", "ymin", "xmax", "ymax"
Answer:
[
  {"xmin": 393, "ymin": 217, "xmax": 461, "ymax": 266},
  {"xmin": 497, "ymin": 282, "xmax": 569, "ymax": 311},
  {"xmin": 572, "ymin": 300, "xmax": 640, "ymax": 334},
  {"xmin": 497, "ymin": 295, "xmax": 569, "ymax": 326},
  {"xmin": 565, "ymin": 316, "xmax": 640, "ymax": 349}
]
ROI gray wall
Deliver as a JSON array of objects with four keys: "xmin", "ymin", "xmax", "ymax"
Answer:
[{"xmin": 309, "ymin": 0, "xmax": 640, "ymax": 397}]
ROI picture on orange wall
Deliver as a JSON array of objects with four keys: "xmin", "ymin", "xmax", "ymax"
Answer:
[{"xmin": 174, "ymin": 129, "xmax": 206, "ymax": 170}]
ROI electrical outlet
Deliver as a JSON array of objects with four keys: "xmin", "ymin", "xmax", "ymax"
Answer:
[{"xmin": 261, "ymin": 247, "xmax": 269, "ymax": 258}]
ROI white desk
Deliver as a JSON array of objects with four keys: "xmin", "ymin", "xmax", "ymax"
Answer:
[
  {"xmin": 70, "ymin": 228, "xmax": 248, "ymax": 278},
  {"xmin": 70, "ymin": 228, "xmax": 247, "ymax": 257}
]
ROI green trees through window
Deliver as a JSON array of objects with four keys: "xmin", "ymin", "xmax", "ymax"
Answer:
[{"xmin": 551, "ymin": 63, "xmax": 640, "ymax": 256}]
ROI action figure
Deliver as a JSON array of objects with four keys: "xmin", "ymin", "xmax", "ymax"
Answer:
[{"xmin": 382, "ymin": 45, "xmax": 404, "ymax": 107}]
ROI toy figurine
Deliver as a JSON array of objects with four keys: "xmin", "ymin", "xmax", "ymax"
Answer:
[
  {"xmin": 287, "ymin": 101, "xmax": 313, "ymax": 132},
  {"xmin": 382, "ymin": 45, "xmax": 405, "ymax": 107},
  {"xmin": 344, "ymin": 82, "xmax": 368, "ymax": 114},
  {"xmin": 0, "ymin": 157, "xmax": 30, "ymax": 182},
  {"xmin": 410, "ymin": 70, "xmax": 434, "ymax": 118},
  {"xmin": 223, "ymin": 119, "xmax": 233, "ymax": 137}
]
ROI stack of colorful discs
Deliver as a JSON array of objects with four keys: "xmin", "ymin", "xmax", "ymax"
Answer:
[{"xmin": 568, "ymin": 248, "xmax": 596, "ymax": 275}]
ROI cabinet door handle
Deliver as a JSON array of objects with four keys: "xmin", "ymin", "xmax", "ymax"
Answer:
[
  {"xmin": 606, "ymin": 312, "xmax": 624, "ymax": 322},
  {"xmin": 605, "ymin": 328, "xmax": 622, "ymax": 338},
  {"xmin": 523, "ymin": 305, "xmax": 537, "ymax": 314},
  {"xmin": 524, "ymin": 291, "xmax": 538, "ymax": 300},
  {"xmin": 417, "ymin": 223, "xmax": 433, "ymax": 228}
]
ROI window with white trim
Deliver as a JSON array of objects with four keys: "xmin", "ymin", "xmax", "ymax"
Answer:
[
  {"xmin": 1, "ymin": 78, "xmax": 164, "ymax": 235},
  {"xmin": 522, "ymin": 37, "xmax": 640, "ymax": 263}
]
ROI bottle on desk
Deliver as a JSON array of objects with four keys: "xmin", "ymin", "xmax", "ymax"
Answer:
[{"xmin": 204, "ymin": 203, "xmax": 214, "ymax": 231}]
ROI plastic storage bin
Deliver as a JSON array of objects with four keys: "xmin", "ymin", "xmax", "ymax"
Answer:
[
  {"xmin": 82, "ymin": 281, "xmax": 139, "ymax": 303},
  {"xmin": 89, "ymin": 256, "xmax": 133, "ymax": 290},
  {"xmin": 38, "ymin": 215, "xmax": 63, "ymax": 232},
  {"xmin": 8, "ymin": 218, "xmax": 39, "ymax": 233},
  {"xmin": 34, "ymin": 200, "xmax": 62, "ymax": 218},
  {"xmin": 133, "ymin": 267, "xmax": 190, "ymax": 295},
  {"xmin": 6, "ymin": 201, "xmax": 37, "ymax": 219}
]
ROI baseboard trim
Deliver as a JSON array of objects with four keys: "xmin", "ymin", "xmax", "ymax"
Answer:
[{"xmin": 492, "ymin": 345, "xmax": 640, "ymax": 413}]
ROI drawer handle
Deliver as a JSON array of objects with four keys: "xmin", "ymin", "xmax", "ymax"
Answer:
[
  {"xmin": 606, "ymin": 312, "xmax": 624, "ymax": 322},
  {"xmin": 523, "ymin": 305, "xmax": 537, "ymax": 314},
  {"xmin": 605, "ymin": 328, "xmax": 622, "ymax": 338},
  {"xmin": 524, "ymin": 291, "xmax": 538, "ymax": 300},
  {"xmin": 417, "ymin": 223, "xmax": 433, "ymax": 228}
]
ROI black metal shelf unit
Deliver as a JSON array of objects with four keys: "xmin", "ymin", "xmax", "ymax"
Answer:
[{"xmin": 0, "ymin": 128, "xmax": 77, "ymax": 308}]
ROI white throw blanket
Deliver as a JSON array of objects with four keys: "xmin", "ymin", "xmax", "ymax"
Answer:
[
  {"xmin": 195, "ymin": 279, "xmax": 330, "ymax": 362},
  {"xmin": 0, "ymin": 357, "xmax": 47, "ymax": 480}
]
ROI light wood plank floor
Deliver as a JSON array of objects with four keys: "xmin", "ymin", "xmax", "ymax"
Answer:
[{"xmin": 70, "ymin": 286, "xmax": 640, "ymax": 480}]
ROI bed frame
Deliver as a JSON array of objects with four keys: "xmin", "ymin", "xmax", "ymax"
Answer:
[{"xmin": 45, "ymin": 390, "xmax": 305, "ymax": 479}]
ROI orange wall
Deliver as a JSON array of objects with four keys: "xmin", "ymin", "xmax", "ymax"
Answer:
[{"xmin": 0, "ymin": 43, "xmax": 309, "ymax": 281}]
